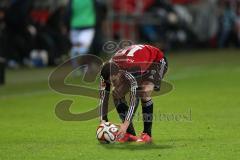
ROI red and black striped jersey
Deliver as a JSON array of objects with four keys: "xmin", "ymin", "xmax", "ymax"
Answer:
[{"xmin": 112, "ymin": 44, "xmax": 164, "ymax": 74}]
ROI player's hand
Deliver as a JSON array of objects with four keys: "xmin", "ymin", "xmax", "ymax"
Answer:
[
  {"xmin": 116, "ymin": 123, "xmax": 128, "ymax": 138},
  {"xmin": 116, "ymin": 121, "xmax": 130, "ymax": 138}
]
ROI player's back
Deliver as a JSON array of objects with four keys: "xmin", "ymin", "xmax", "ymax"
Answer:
[{"xmin": 112, "ymin": 44, "xmax": 164, "ymax": 73}]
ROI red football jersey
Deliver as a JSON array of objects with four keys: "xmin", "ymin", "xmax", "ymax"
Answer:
[{"xmin": 111, "ymin": 44, "xmax": 164, "ymax": 73}]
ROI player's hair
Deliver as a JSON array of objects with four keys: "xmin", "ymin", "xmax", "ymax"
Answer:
[{"xmin": 100, "ymin": 62, "xmax": 120, "ymax": 80}]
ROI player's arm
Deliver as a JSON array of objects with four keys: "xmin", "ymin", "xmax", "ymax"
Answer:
[
  {"xmin": 118, "ymin": 72, "xmax": 138, "ymax": 136},
  {"xmin": 99, "ymin": 76, "xmax": 111, "ymax": 123},
  {"xmin": 125, "ymin": 72, "xmax": 138, "ymax": 122}
]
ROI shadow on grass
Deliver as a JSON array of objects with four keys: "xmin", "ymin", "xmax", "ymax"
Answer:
[
  {"xmin": 99, "ymin": 142, "xmax": 174, "ymax": 150},
  {"xmin": 160, "ymin": 137, "xmax": 212, "ymax": 143}
]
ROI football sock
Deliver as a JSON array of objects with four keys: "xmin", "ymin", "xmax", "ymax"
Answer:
[
  {"xmin": 115, "ymin": 99, "xmax": 139, "ymax": 136},
  {"xmin": 142, "ymin": 99, "xmax": 153, "ymax": 137}
]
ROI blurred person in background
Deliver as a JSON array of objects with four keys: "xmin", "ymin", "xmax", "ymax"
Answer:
[
  {"xmin": 0, "ymin": 1, "xmax": 7, "ymax": 85},
  {"xmin": 139, "ymin": 0, "xmax": 195, "ymax": 50},
  {"xmin": 46, "ymin": 5, "xmax": 71, "ymax": 64},
  {"xmin": 31, "ymin": 2, "xmax": 71, "ymax": 66},
  {"xmin": 90, "ymin": 0, "xmax": 107, "ymax": 56},
  {"xmin": 218, "ymin": 0, "xmax": 237, "ymax": 48},
  {"xmin": 2, "ymin": 0, "xmax": 34, "ymax": 68},
  {"xmin": 138, "ymin": 0, "xmax": 171, "ymax": 45},
  {"xmin": 139, "ymin": 0, "xmax": 177, "ymax": 50},
  {"xmin": 236, "ymin": 1, "xmax": 240, "ymax": 47},
  {"xmin": 66, "ymin": 0, "xmax": 96, "ymax": 69},
  {"xmin": 112, "ymin": 0, "xmax": 156, "ymax": 40}
]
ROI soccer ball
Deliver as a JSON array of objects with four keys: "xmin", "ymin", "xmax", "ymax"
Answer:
[{"xmin": 96, "ymin": 122, "xmax": 119, "ymax": 143}]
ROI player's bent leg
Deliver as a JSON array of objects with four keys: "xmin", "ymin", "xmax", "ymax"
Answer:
[
  {"xmin": 113, "ymin": 98, "xmax": 136, "ymax": 136},
  {"xmin": 137, "ymin": 99, "xmax": 153, "ymax": 143},
  {"xmin": 113, "ymin": 98, "xmax": 139, "ymax": 142},
  {"xmin": 139, "ymin": 81, "xmax": 154, "ymax": 101},
  {"xmin": 141, "ymin": 99, "xmax": 153, "ymax": 134},
  {"xmin": 137, "ymin": 81, "xmax": 154, "ymax": 143}
]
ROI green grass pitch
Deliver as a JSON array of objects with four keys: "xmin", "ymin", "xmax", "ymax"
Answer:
[{"xmin": 0, "ymin": 49, "xmax": 240, "ymax": 160}]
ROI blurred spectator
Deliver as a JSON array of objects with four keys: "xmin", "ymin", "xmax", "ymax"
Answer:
[
  {"xmin": 0, "ymin": 35, "xmax": 5, "ymax": 84},
  {"xmin": 0, "ymin": 0, "xmax": 72, "ymax": 67},
  {"xmin": 170, "ymin": 0, "xmax": 198, "ymax": 4},
  {"xmin": 46, "ymin": 5, "xmax": 71, "ymax": 64},
  {"xmin": 236, "ymin": 1, "xmax": 240, "ymax": 47},
  {"xmin": 186, "ymin": 0, "xmax": 218, "ymax": 47},
  {"xmin": 139, "ymin": 0, "xmax": 175, "ymax": 49},
  {"xmin": 90, "ymin": 0, "xmax": 107, "ymax": 56},
  {"xmin": 2, "ymin": 0, "xmax": 34, "ymax": 67},
  {"xmin": 139, "ymin": 0, "xmax": 195, "ymax": 50},
  {"xmin": 218, "ymin": 0, "xmax": 237, "ymax": 48},
  {"xmin": 112, "ymin": 0, "xmax": 155, "ymax": 40},
  {"xmin": 31, "ymin": 4, "xmax": 71, "ymax": 66},
  {"xmin": 109, "ymin": 0, "xmax": 199, "ymax": 50},
  {"xmin": 66, "ymin": 0, "xmax": 96, "ymax": 69},
  {"xmin": 0, "ymin": 0, "xmax": 7, "ymax": 84}
]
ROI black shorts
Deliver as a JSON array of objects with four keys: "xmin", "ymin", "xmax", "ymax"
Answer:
[{"xmin": 135, "ymin": 57, "xmax": 168, "ymax": 91}]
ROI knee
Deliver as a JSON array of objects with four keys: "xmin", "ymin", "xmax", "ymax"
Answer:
[
  {"xmin": 138, "ymin": 83, "xmax": 154, "ymax": 101},
  {"xmin": 140, "ymin": 82, "xmax": 154, "ymax": 92},
  {"xmin": 141, "ymin": 96, "xmax": 152, "ymax": 102}
]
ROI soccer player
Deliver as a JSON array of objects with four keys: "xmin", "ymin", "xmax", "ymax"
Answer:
[
  {"xmin": 67, "ymin": 0, "xmax": 96, "ymax": 69},
  {"xmin": 99, "ymin": 44, "xmax": 168, "ymax": 143}
]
